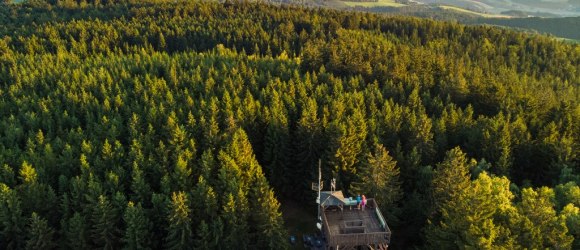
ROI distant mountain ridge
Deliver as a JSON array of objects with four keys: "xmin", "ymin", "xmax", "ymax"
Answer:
[
  {"xmin": 472, "ymin": 16, "xmax": 580, "ymax": 40},
  {"xmin": 293, "ymin": 0, "xmax": 580, "ymax": 41}
]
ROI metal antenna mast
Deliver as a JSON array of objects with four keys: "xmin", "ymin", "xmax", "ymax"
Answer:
[{"xmin": 316, "ymin": 159, "xmax": 322, "ymax": 230}]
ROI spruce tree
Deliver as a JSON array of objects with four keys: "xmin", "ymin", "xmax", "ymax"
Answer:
[
  {"xmin": 560, "ymin": 204, "xmax": 580, "ymax": 249},
  {"xmin": 191, "ymin": 176, "xmax": 218, "ymax": 225},
  {"xmin": 25, "ymin": 213, "xmax": 55, "ymax": 250},
  {"xmin": 426, "ymin": 172, "xmax": 516, "ymax": 248},
  {"xmin": 0, "ymin": 164, "xmax": 15, "ymax": 187},
  {"xmin": 221, "ymin": 192, "xmax": 249, "ymax": 249},
  {"xmin": 330, "ymin": 111, "xmax": 367, "ymax": 188},
  {"xmin": 65, "ymin": 212, "xmax": 89, "ymax": 249},
  {"xmin": 122, "ymin": 201, "xmax": 151, "ymax": 250},
  {"xmin": 129, "ymin": 162, "xmax": 151, "ymax": 205},
  {"xmin": 263, "ymin": 91, "xmax": 290, "ymax": 193},
  {"xmin": 515, "ymin": 187, "xmax": 573, "ymax": 249},
  {"xmin": 431, "ymin": 147, "xmax": 472, "ymax": 213},
  {"xmin": 249, "ymin": 175, "xmax": 289, "ymax": 249},
  {"xmin": 0, "ymin": 185, "xmax": 26, "ymax": 250},
  {"xmin": 350, "ymin": 142, "xmax": 402, "ymax": 220},
  {"xmin": 164, "ymin": 192, "xmax": 193, "ymax": 250},
  {"xmin": 91, "ymin": 195, "xmax": 121, "ymax": 250},
  {"xmin": 292, "ymin": 97, "xmax": 323, "ymax": 196},
  {"xmin": 194, "ymin": 220, "xmax": 212, "ymax": 250}
]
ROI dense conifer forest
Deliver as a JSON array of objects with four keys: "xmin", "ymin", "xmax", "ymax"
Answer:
[{"xmin": 0, "ymin": 0, "xmax": 579, "ymax": 249}]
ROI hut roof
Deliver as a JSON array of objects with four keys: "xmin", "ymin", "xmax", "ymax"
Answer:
[{"xmin": 320, "ymin": 191, "xmax": 347, "ymax": 207}]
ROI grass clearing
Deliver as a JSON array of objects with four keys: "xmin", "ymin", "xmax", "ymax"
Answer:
[
  {"xmin": 341, "ymin": 0, "xmax": 406, "ymax": 8},
  {"xmin": 439, "ymin": 5, "xmax": 510, "ymax": 18}
]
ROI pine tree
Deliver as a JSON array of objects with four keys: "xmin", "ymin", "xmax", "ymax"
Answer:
[
  {"xmin": 171, "ymin": 154, "xmax": 192, "ymax": 192},
  {"xmin": 263, "ymin": 91, "xmax": 290, "ymax": 193},
  {"xmin": 515, "ymin": 187, "xmax": 573, "ymax": 249},
  {"xmin": 91, "ymin": 195, "xmax": 121, "ymax": 250},
  {"xmin": 164, "ymin": 192, "xmax": 193, "ymax": 250},
  {"xmin": 65, "ymin": 212, "xmax": 89, "ymax": 249},
  {"xmin": 560, "ymin": 204, "xmax": 580, "ymax": 249},
  {"xmin": 431, "ymin": 147, "xmax": 472, "ymax": 213},
  {"xmin": 209, "ymin": 218, "xmax": 224, "ymax": 249},
  {"xmin": 17, "ymin": 161, "xmax": 58, "ymax": 227},
  {"xmin": 122, "ymin": 201, "xmax": 151, "ymax": 250},
  {"xmin": 198, "ymin": 149, "xmax": 216, "ymax": 181},
  {"xmin": 149, "ymin": 193, "xmax": 169, "ymax": 249},
  {"xmin": 0, "ymin": 164, "xmax": 15, "ymax": 187},
  {"xmin": 158, "ymin": 32, "xmax": 167, "ymax": 51},
  {"xmin": 292, "ymin": 97, "xmax": 323, "ymax": 196},
  {"xmin": 426, "ymin": 172, "xmax": 516, "ymax": 248},
  {"xmin": 481, "ymin": 114, "xmax": 512, "ymax": 177},
  {"xmin": 216, "ymin": 151, "xmax": 243, "ymax": 198},
  {"xmin": 224, "ymin": 128, "xmax": 260, "ymax": 174},
  {"xmin": 191, "ymin": 176, "xmax": 218, "ymax": 225},
  {"xmin": 219, "ymin": 128, "xmax": 262, "ymax": 193},
  {"xmin": 194, "ymin": 220, "xmax": 212, "ymax": 249},
  {"xmin": 350, "ymin": 142, "xmax": 402, "ymax": 220},
  {"xmin": 0, "ymin": 185, "xmax": 26, "ymax": 250},
  {"xmin": 248, "ymin": 175, "xmax": 289, "ymax": 249},
  {"xmin": 329, "ymin": 109, "xmax": 367, "ymax": 191},
  {"xmin": 25, "ymin": 213, "xmax": 55, "ymax": 250},
  {"xmin": 221, "ymin": 192, "xmax": 249, "ymax": 249},
  {"xmin": 129, "ymin": 162, "xmax": 151, "ymax": 205}
]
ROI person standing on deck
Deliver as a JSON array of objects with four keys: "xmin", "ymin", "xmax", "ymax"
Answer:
[
  {"xmin": 361, "ymin": 195, "xmax": 367, "ymax": 211},
  {"xmin": 356, "ymin": 194, "xmax": 361, "ymax": 210}
]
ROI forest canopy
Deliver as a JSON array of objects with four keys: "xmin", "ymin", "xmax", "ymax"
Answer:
[{"xmin": 0, "ymin": 0, "xmax": 579, "ymax": 249}]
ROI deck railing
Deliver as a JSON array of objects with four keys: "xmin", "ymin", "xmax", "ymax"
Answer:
[
  {"xmin": 321, "ymin": 198, "xmax": 392, "ymax": 247},
  {"xmin": 328, "ymin": 231, "xmax": 390, "ymax": 247}
]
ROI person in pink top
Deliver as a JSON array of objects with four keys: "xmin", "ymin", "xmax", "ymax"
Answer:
[{"xmin": 361, "ymin": 195, "xmax": 367, "ymax": 211}]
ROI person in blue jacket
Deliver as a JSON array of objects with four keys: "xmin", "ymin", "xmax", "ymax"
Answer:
[{"xmin": 356, "ymin": 194, "xmax": 361, "ymax": 210}]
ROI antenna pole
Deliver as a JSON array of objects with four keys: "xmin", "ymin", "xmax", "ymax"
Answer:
[{"xmin": 317, "ymin": 159, "xmax": 321, "ymax": 223}]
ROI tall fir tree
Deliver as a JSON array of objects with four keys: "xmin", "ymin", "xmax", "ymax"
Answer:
[
  {"xmin": 164, "ymin": 192, "xmax": 193, "ymax": 250},
  {"xmin": 25, "ymin": 213, "xmax": 55, "ymax": 250},
  {"xmin": 194, "ymin": 220, "xmax": 213, "ymax": 250},
  {"xmin": 65, "ymin": 212, "xmax": 89, "ymax": 250},
  {"xmin": 91, "ymin": 195, "xmax": 121, "ymax": 250},
  {"xmin": 129, "ymin": 162, "xmax": 151, "ymax": 205},
  {"xmin": 514, "ymin": 187, "xmax": 573, "ymax": 249},
  {"xmin": 122, "ymin": 201, "xmax": 151, "ymax": 250},
  {"xmin": 263, "ymin": 92, "xmax": 291, "ymax": 194},
  {"xmin": 191, "ymin": 176, "xmax": 218, "ymax": 226},
  {"xmin": 292, "ymin": 97, "xmax": 323, "ymax": 196},
  {"xmin": 0, "ymin": 185, "xmax": 26, "ymax": 250},
  {"xmin": 431, "ymin": 147, "xmax": 472, "ymax": 214},
  {"xmin": 426, "ymin": 172, "xmax": 516, "ymax": 248},
  {"xmin": 350, "ymin": 142, "xmax": 402, "ymax": 221},
  {"xmin": 221, "ymin": 192, "xmax": 249, "ymax": 249},
  {"xmin": 248, "ymin": 175, "xmax": 289, "ymax": 249},
  {"xmin": 329, "ymin": 110, "xmax": 367, "ymax": 191}
]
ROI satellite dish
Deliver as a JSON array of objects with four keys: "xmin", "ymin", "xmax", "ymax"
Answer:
[{"xmin": 316, "ymin": 222, "xmax": 322, "ymax": 230}]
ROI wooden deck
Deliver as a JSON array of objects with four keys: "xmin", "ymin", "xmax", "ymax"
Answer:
[{"xmin": 321, "ymin": 199, "xmax": 391, "ymax": 249}]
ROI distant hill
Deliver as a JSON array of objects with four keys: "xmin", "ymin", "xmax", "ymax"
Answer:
[
  {"xmin": 335, "ymin": 3, "xmax": 580, "ymax": 40},
  {"xmin": 472, "ymin": 16, "xmax": 580, "ymax": 40}
]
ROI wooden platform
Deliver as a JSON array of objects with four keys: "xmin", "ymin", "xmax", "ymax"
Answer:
[
  {"xmin": 326, "ymin": 209, "xmax": 384, "ymax": 235},
  {"xmin": 321, "ymin": 198, "xmax": 391, "ymax": 249}
]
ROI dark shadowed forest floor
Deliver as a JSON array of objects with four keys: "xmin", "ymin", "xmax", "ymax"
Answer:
[{"xmin": 281, "ymin": 199, "xmax": 318, "ymax": 249}]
